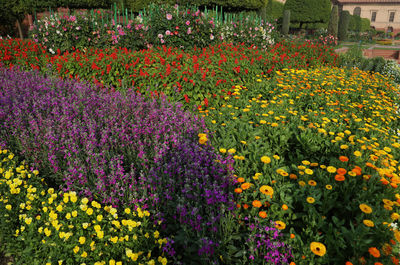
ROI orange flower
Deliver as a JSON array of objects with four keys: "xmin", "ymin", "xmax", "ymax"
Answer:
[
  {"xmin": 234, "ymin": 188, "xmax": 242, "ymax": 194},
  {"xmin": 236, "ymin": 204, "xmax": 241, "ymax": 208},
  {"xmin": 380, "ymin": 178, "xmax": 390, "ymax": 185},
  {"xmin": 282, "ymin": 204, "xmax": 289, "ymax": 210},
  {"xmin": 368, "ymin": 247, "xmax": 380, "ymax": 258},
  {"xmin": 289, "ymin": 263, "xmax": 295, "ymax": 265},
  {"xmin": 252, "ymin": 200, "xmax": 262, "ymax": 208},
  {"xmin": 335, "ymin": 174, "xmax": 345, "ymax": 181},
  {"xmin": 392, "ymin": 256, "xmax": 399, "ymax": 265},
  {"xmin": 241, "ymin": 182, "xmax": 251, "ymax": 190},
  {"xmin": 258, "ymin": 211, "xmax": 267, "ymax": 218},
  {"xmin": 289, "ymin": 174, "xmax": 297, "ymax": 179},
  {"xmin": 290, "ymin": 233, "xmax": 295, "ymax": 239},
  {"xmin": 237, "ymin": 177, "xmax": 245, "ymax": 183},
  {"xmin": 374, "ymin": 263, "xmax": 383, "ymax": 265},
  {"xmin": 339, "ymin": 156, "xmax": 349, "ymax": 162},
  {"xmin": 337, "ymin": 168, "xmax": 347, "ymax": 175},
  {"xmin": 243, "ymin": 204, "xmax": 249, "ymax": 209},
  {"xmin": 352, "ymin": 166, "xmax": 362, "ymax": 176},
  {"xmin": 345, "ymin": 262, "xmax": 353, "ymax": 265}
]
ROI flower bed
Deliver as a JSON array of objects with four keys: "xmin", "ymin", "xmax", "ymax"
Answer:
[
  {"xmin": 0, "ymin": 39, "xmax": 338, "ymax": 108},
  {"xmin": 201, "ymin": 67, "xmax": 400, "ymax": 264}
]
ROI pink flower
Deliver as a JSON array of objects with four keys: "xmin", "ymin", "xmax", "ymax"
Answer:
[
  {"xmin": 210, "ymin": 34, "xmax": 214, "ymax": 40},
  {"xmin": 186, "ymin": 20, "xmax": 190, "ymax": 26},
  {"xmin": 161, "ymin": 39, "xmax": 165, "ymax": 43},
  {"xmin": 166, "ymin": 13, "xmax": 172, "ymax": 20},
  {"xmin": 165, "ymin": 30, "xmax": 171, "ymax": 36},
  {"xmin": 158, "ymin": 34, "xmax": 163, "ymax": 39}
]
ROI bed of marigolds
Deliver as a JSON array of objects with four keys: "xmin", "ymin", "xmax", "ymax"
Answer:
[
  {"xmin": 199, "ymin": 67, "xmax": 400, "ymax": 264},
  {"xmin": 0, "ymin": 149, "xmax": 168, "ymax": 265}
]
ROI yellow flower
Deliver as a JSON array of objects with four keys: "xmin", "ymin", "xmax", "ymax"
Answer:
[
  {"xmin": 340, "ymin": 144, "xmax": 349, "ymax": 149},
  {"xmin": 97, "ymin": 230, "xmax": 104, "ymax": 239},
  {"xmin": 219, "ymin": 148, "xmax": 226, "ymax": 154},
  {"xmin": 124, "ymin": 208, "xmax": 131, "ymax": 214},
  {"xmin": 260, "ymin": 185, "xmax": 274, "ymax": 198},
  {"xmin": 73, "ymin": 246, "xmax": 80, "ymax": 254},
  {"xmin": 81, "ymin": 198, "xmax": 89, "ymax": 204},
  {"xmin": 97, "ymin": 215, "xmax": 103, "ymax": 222},
  {"xmin": 199, "ymin": 136, "xmax": 207, "ymax": 145},
  {"xmin": 391, "ymin": 213, "xmax": 400, "ymax": 221},
  {"xmin": 228, "ymin": 148, "xmax": 236, "ymax": 154},
  {"xmin": 271, "ymin": 123, "xmax": 279, "ymax": 127},
  {"xmin": 325, "ymin": 184, "xmax": 332, "ymax": 190},
  {"xmin": 79, "ymin": 236, "xmax": 86, "ymax": 245},
  {"xmin": 56, "ymin": 204, "xmax": 63, "ymax": 212},
  {"xmin": 327, "ymin": 166, "xmax": 337, "ymax": 173},
  {"xmin": 86, "ymin": 208, "xmax": 93, "ymax": 215},
  {"xmin": 354, "ymin": 151, "xmax": 362, "ymax": 157},
  {"xmin": 25, "ymin": 217, "xmax": 32, "ymax": 225},
  {"xmin": 81, "ymin": 251, "xmax": 87, "ymax": 258},
  {"xmin": 298, "ymin": 181, "xmax": 306, "ymax": 187},
  {"xmin": 302, "ymin": 160, "xmax": 311, "ymax": 165},
  {"xmin": 5, "ymin": 204, "xmax": 12, "ymax": 210},
  {"xmin": 363, "ymin": 219, "xmax": 374, "ymax": 227},
  {"xmin": 261, "ymin": 156, "xmax": 271, "ymax": 164},
  {"xmin": 71, "ymin": 210, "xmax": 77, "ymax": 217},
  {"xmin": 275, "ymin": 221, "xmax": 286, "ymax": 230},
  {"xmin": 82, "ymin": 223, "xmax": 89, "ymax": 229},
  {"xmin": 305, "ymin": 168, "xmax": 314, "ymax": 175},
  {"xmin": 273, "ymin": 155, "xmax": 280, "ymax": 160},
  {"xmin": 306, "ymin": 197, "xmax": 315, "ymax": 204},
  {"xmin": 310, "ymin": 242, "xmax": 326, "ymax": 256},
  {"xmin": 359, "ymin": 204, "xmax": 372, "ymax": 214}
]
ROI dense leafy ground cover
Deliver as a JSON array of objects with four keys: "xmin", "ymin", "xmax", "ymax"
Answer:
[{"xmin": 1, "ymin": 35, "xmax": 400, "ymax": 265}]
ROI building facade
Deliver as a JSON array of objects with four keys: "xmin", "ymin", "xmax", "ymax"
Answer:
[{"xmin": 331, "ymin": 0, "xmax": 400, "ymax": 34}]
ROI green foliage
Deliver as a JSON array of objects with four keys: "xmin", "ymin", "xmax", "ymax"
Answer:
[
  {"xmin": 283, "ymin": 0, "xmax": 330, "ymax": 28},
  {"xmin": 281, "ymin": 9, "xmax": 290, "ymax": 35},
  {"xmin": 348, "ymin": 14, "xmax": 362, "ymax": 32},
  {"xmin": 266, "ymin": 0, "xmax": 284, "ymax": 19},
  {"xmin": 327, "ymin": 5, "xmax": 338, "ymax": 38},
  {"xmin": 338, "ymin": 10, "xmax": 350, "ymax": 41},
  {"xmin": 361, "ymin": 18, "xmax": 371, "ymax": 32}
]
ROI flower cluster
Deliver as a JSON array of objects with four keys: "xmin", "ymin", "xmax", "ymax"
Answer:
[
  {"xmin": 202, "ymin": 67, "xmax": 400, "ymax": 264},
  {"xmin": 0, "ymin": 148, "xmax": 168, "ymax": 264}
]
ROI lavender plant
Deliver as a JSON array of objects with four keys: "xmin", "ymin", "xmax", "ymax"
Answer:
[{"xmin": 0, "ymin": 67, "xmax": 239, "ymax": 263}]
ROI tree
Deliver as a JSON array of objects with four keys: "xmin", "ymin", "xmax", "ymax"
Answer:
[
  {"xmin": 281, "ymin": 9, "xmax": 290, "ymax": 35},
  {"xmin": 283, "ymin": 0, "xmax": 330, "ymax": 29},
  {"xmin": 338, "ymin": 10, "xmax": 351, "ymax": 41},
  {"xmin": 0, "ymin": 0, "xmax": 37, "ymax": 39},
  {"xmin": 327, "ymin": 5, "xmax": 339, "ymax": 37}
]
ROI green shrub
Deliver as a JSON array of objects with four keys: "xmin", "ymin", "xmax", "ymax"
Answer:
[
  {"xmin": 327, "ymin": 5, "xmax": 338, "ymax": 38},
  {"xmin": 360, "ymin": 18, "xmax": 370, "ymax": 32},
  {"xmin": 338, "ymin": 10, "xmax": 350, "ymax": 41}
]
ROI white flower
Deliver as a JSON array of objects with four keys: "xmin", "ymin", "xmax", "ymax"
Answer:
[{"xmin": 49, "ymin": 48, "xmax": 55, "ymax": 54}]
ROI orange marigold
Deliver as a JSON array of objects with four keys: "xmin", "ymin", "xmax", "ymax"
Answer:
[
  {"xmin": 368, "ymin": 247, "xmax": 380, "ymax": 258},
  {"xmin": 337, "ymin": 168, "xmax": 347, "ymax": 175},
  {"xmin": 241, "ymin": 182, "xmax": 251, "ymax": 190},
  {"xmin": 258, "ymin": 211, "xmax": 267, "ymax": 218},
  {"xmin": 234, "ymin": 188, "xmax": 242, "ymax": 194},
  {"xmin": 335, "ymin": 174, "xmax": 345, "ymax": 181},
  {"xmin": 352, "ymin": 166, "xmax": 362, "ymax": 176},
  {"xmin": 237, "ymin": 177, "xmax": 245, "ymax": 183},
  {"xmin": 252, "ymin": 200, "xmax": 262, "ymax": 208},
  {"xmin": 339, "ymin": 156, "xmax": 349, "ymax": 162}
]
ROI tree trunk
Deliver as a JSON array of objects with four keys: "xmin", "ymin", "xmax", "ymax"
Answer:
[{"xmin": 16, "ymin": 18, "xmax": 24, "ymax": 39}]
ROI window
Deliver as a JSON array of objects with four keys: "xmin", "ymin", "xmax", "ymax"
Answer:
[
  {"xmin": 371, "ymin": 11, "xmax": 377, "ymax": 22},
  {"xmin": 353, "ymin": 7, "xmax": 361, "ymax": 16},
  {"xmin": 389, "ymin": 12, "xmax": 395, "ymax": 22}
]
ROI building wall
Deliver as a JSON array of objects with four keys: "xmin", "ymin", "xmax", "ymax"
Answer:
[{"xmin": 341, "ymin": 3, "xmax": 400, "ymax": 33}]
